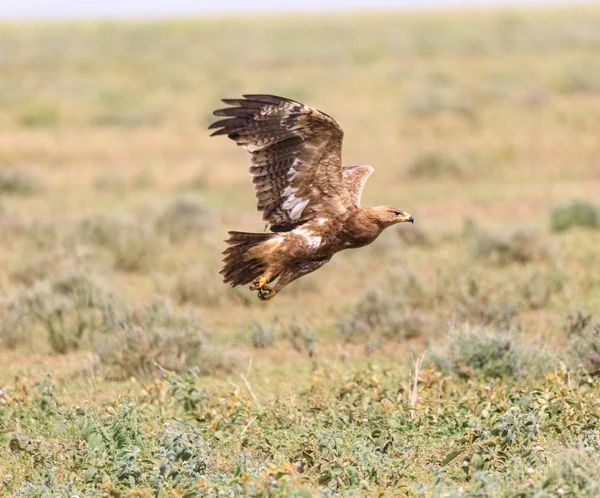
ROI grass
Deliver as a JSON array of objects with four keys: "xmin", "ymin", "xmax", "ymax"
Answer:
[{"xmin": 1, "ymin": 5, "xmax": 600, "ymax": 496}]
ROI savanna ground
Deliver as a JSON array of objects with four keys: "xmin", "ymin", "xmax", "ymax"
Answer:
[{"xmin": 1, "ymin": 5, "xmax": 600, "ymax": 496}]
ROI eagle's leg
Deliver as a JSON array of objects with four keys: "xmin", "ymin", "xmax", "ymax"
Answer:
[
  {"xmin": 249, "ymin": 276, "xmax": 267, "ymax": 291},
  {"xmin": 257, "ymin": 285, "xmax": 276, "ymax": 301},
  {"xmin": 261, "ymin": 257, "xmax": 331, "ymax": 300}
]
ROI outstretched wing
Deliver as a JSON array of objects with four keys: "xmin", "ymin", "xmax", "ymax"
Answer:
[
  {"xmin": 343, "ymin": 165, "xmax": 374, "ymax": 207},
  {"xmin": 209, "ymin": 94, "xmax": 347, "ymax": 232}
]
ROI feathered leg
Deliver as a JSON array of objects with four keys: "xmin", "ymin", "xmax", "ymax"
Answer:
[{"xmin": 258, "ymin": 258, "xmax": 331, "ymax": 301}]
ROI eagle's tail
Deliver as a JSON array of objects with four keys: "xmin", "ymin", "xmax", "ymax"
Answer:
[{"xmin": 220, "ymin": 231, "xmax": 279, "ymax": 287}]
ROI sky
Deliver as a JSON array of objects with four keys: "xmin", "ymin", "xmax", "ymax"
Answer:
[{"xmin": 0, "ymin": 0, "xmax": 593, "ymax": 20}]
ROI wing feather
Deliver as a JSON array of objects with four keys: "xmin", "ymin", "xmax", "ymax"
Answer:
[
  {"xmin": 209, "ymin": 94, "xmax": 347, "ymax": 231},
  {"xmin": 343, "ymin": 165, "xmax": 374, "ymax": 207}
]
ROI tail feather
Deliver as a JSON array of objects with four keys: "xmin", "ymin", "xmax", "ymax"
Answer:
[{"xmin": 221, "ymin": 231, "xmax": 277, "ymax": 286}]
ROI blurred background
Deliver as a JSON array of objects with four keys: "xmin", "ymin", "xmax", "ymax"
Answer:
[{"xmin": 1, "ymin": 0, "xmax": 600, "ymax": 494}]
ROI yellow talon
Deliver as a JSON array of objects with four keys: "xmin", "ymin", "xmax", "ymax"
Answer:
[
  {"xmin": 258, "ymin": 285, "xmax": 277, "ymax": 301},
  {"xmin": 249, "ymin": 276, "xmax": 267, "ymax": 291}
]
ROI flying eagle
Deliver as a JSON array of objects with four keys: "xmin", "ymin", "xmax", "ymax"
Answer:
[{"xmin": 210, "ymin": 95, "xmax": 413, "ymax": 300}]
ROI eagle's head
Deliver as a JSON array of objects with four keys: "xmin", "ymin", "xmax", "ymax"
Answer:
[{"xmin": 373, "ymin": 206, "xmax": 414, "ymax": 227}]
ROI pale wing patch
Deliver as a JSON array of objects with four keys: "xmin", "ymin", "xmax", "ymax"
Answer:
[
  {"xmin": 282, "ymin": 185, "xmax": 310, "ymax": 221},
  {"xmin": 295, "ymin": 227, "xmax": 323, "ymax": 250},
  {"xmin": 308, "ymin": 235, "xmax": 322, "ymax": 249}
]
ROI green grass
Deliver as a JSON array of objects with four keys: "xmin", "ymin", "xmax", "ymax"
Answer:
[{"xmin": 1, "ymin": 5, "xmax": 600, "ymax": 496}]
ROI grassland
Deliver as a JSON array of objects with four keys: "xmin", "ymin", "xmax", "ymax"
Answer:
[{"xmin": 1, "ymin": 5, "xmax": 600, "ymax": 496}]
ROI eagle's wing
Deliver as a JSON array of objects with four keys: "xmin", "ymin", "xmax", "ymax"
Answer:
[
  {"xmin": 342, "ymin": 165, "xmax": 374, "ymax": 207},
  {"xmin": 209, "ymin": 94, "xmax": 347, "ymax": 232}
]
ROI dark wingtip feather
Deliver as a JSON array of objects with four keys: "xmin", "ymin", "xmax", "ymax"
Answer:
[
  {"xmin": 242, "ymin": 94, "xmax": 294, "ymax": 105},
  {"xmin": 210, "ymin": 128, "xmax": 228, "ymax": 137}
]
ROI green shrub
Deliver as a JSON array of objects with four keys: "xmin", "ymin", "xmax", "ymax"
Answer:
[
  {"xmin": 551, "ymin": 201, "xmax": 598, "ymax": 232},
  {"xmin": 18, "ymin": 101, "xmax": 60, "ymax": 127},
  {"xmin": 155, "ymin": 421, "xmax": 211, "ymax": 489},
  {"xmin": 432, "ymin": 324, "xmax": 552, "ymax": 379}
]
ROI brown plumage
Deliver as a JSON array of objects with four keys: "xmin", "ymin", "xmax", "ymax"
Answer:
[{"xmin": 210, "ymin": 94, "xmax": 413, "ymax": 301}]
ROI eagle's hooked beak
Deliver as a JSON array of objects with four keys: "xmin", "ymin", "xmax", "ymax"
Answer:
[{"xmin": 397, "ymin": 212, "xmax": 414, "ymax": 224}]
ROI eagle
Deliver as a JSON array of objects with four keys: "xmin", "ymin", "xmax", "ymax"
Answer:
[{"xmin": 209, "ymin": 95, "xmax": 413, "ymax": 301}]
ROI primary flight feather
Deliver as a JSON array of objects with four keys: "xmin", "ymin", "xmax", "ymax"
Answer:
[{"xmin": 210, "ymin": 94, "xmax": 413, "ymax": 300}]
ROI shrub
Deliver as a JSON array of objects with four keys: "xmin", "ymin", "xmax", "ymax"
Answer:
[
  {"xmin": 18, "ymin": 101, "xmax": 60, "ymax": 127},
  {"xmin": 287, "ymin": 320, "xmax": 318, "ymax": 356},
  {"xmin": 94, "ymin": 301, "xmax": 241, "ymax": 379},
  {"xmin": 155, "ymin": 422, "xmax": 211, "ymax": 489},
  {"xmin": 529, "ymin": 450, "xmax": 600, "ymax": 496},
  {"xmin": 406, "ymin": 150, "xmax": 463, "ymax": 179},
  {"xmin": 551, "ymin": 201, "xmax": 598, "ymax": 232},
  {"xmin": 337, "ymin": 290, "xmax": 433, "ymax": 347},
  {"xmin": 77, "ymin": 214, "xmax": 163, "ymax": 272},
  {"xmin": 25, "ymin": 271, "xmax": 118, "ymax": 354},
  {"xmin": 566, "ymin": 309, "xmax": 600, "ymax": 375},
  {"xmin": 432, "ymin": 324, "xmax": 552, "ymax": 379},
  {"xmin": 154, "ymin": 197, "xmax": 213, "ymax": 243},
  {"xmin": 0, "ymin": 294, "xmax": 32, "ymax": 349},
  {"xmin": 171, "ymin": 266, "xmax": 224, "ymax": 307},
  {"xmin": 0, "ymin": 168, "xmax": 41, "ymax": 196},
  {"xmin": 470, "ymin": 225, "xmax": 554, "ymax": 265},
  {"xmin": 249, "ymin": 320, "xmax": 276, "ymax": 349},
  {"xmin": 564, "ymin": 307, "xmax": 593, "ymax": 337}
]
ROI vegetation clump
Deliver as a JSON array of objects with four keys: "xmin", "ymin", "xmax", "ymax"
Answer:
[{"xmin": 551, "ymin": 201, "xmax": 598, "ymax": 232}]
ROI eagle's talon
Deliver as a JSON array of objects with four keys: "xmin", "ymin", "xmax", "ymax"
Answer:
[
  {"xmin": 249, "ymin": 276, "xmax": 267, "ymax": 291},
  {"xmin": 257, "ymin": 285, "xmax": 276, "ymax": 301}
]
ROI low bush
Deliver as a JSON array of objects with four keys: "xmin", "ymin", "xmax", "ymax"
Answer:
[
  {"xmin": 337, "ymin": 290, "xmax": 434, "ymax": 347},
  {"xmin": 469, "ymin": 225, "xmax": 554, "ymax": 265},
  {"xmin": 249, "ymin": 320, "xmax": 276, "ymax": 349},
  {"xmin": 94, "ymin": 301, "xmax": 241, "ymax": 379},
  {"xmin": 551, "ymin": 201, "xmax": 598, "ymax": 232},
  {"xmin": 77, "ymin": 214, "xmax": 163, "ymax": 272},
  {"xmin": 154, "ymin": 197, "xmax": 213, "ymax": 243},
  {"xmin": 18, "ymin": 101, "xmax": 60, "ymax": 127},
  {"xmin": 565, "ymin": 308, "xmax": 600, "ymax": 375},
  {"xmin": 431, "ymin": 323, "xmax": 552, "ymax": 379},
  {"xmin": 0, "ymin": 167, "xmax": 41, "ymax": 196}
]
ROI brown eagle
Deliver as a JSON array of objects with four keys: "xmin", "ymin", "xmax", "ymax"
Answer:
[{"xmin": 210, "ymin": 95, "xmax": 413, "ymax": 301}]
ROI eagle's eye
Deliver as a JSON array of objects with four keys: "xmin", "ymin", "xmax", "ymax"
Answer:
[{"xmin": 393, "ymin": 210, "xmax": 402, "ymax": 216}]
